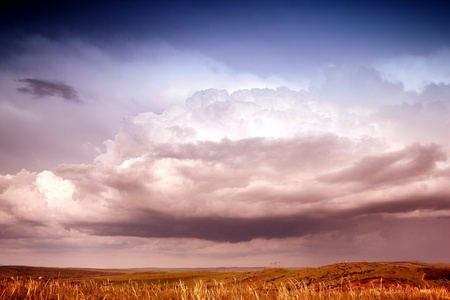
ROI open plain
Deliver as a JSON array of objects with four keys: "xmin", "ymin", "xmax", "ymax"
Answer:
[{"xmin": 1, "ymin": 261, "xmax": 449, "ymax": 299}]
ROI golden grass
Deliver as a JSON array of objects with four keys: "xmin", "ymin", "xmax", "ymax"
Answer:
[{"xmin": 1, "ymin": 277, "xmax": 449, "ymax": 300}]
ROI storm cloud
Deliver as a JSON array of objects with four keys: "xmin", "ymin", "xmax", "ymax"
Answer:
[{"xmin": 1, "ymin": 87, "xmax": 449, "ymax": 267}]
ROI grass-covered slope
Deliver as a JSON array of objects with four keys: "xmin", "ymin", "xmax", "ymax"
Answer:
[
  {"xmin": 1, "ymin": 261, "xmax": 449, "ymax": 288},
  {"xmin": 90, "ymin": 261, "xmax": 450, "ymax": 288}
]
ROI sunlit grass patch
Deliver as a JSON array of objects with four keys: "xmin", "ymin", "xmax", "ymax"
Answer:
[{"xmin": 1, "ymin": 276, "xmax": 449, "ymax": 300}]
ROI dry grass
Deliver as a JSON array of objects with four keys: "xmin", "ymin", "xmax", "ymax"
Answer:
[{"xmin": 1, "ymin": 277, "xmax": 449, "ymax": 300}]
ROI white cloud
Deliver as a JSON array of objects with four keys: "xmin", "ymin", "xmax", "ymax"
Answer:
[
  {"xmin": 374, "ymin": 49, "xmax": 450, "ymax": 92},
  {"xmin": 36, "ymin": 171, "xmax": 75, "ymax": 208}
]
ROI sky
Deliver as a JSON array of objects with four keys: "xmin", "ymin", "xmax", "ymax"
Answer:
[{"xmin": 0, "ymin": 0, "xmax": 450, "ymax": 268}]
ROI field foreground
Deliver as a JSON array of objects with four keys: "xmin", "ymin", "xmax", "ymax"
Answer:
[{"xmin": 1, "ymin": 261, "xmax": 449, "ymax": 299}]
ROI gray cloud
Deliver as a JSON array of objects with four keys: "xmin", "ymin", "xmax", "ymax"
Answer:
[
  {"xmin": 351, "ymin": 194, "xmax": 450, "ymax": 217},
  {"xmin": 53, "ymin": 187, "xmax": 450, "ymax": 245},
  {"xmin": 153, "ymin": 134, "xmax": 349, "ymax": 174},
  {"xmin": 63, "ymin": 211, "xmax": 329, "ymax": 242},
  {"xmin": 318, "ymin": 143, "xmax": 447, "ymax": 187},
  {"xmin": 17, "ymin": 78, "xmax": 81, "ymax": 103}
]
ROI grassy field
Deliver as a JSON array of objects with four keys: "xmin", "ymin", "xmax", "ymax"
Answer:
[{"xmin": 1, "ymin": 261, "xmax": 449, "ymax": 299}]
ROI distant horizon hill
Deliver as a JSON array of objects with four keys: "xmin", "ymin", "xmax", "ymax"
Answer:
[{"xmin": 1, "ymin": 260, "xmax": 450, "ymax": 277}]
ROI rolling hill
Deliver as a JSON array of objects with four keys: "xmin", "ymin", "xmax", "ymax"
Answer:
[{"xmin": 1, "ymin": 261, "xmax": 449, "ymax": 289}]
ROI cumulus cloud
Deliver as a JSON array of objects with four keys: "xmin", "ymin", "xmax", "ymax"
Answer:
[
  {"xmin": 16, "ymin": 78, "xmax": 81, "ymax": 103},
  {"xmin": 1, "ymin": 86, "xmax": 450, "ymax": 266}
]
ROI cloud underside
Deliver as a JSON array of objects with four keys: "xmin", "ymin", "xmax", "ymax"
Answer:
[{"xmin": 65, "ymin": 199, "xmax": 450, "ymax": 242}]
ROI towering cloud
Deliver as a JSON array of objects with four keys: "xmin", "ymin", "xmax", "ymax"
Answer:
[{"xmin": 1, "ymin": 87, "xmax": 449, "ymax": 267}]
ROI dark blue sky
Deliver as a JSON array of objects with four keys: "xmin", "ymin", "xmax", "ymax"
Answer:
[{"xmin": 2, "ymin": 0, "xmax": 450, "ymax": 76}]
